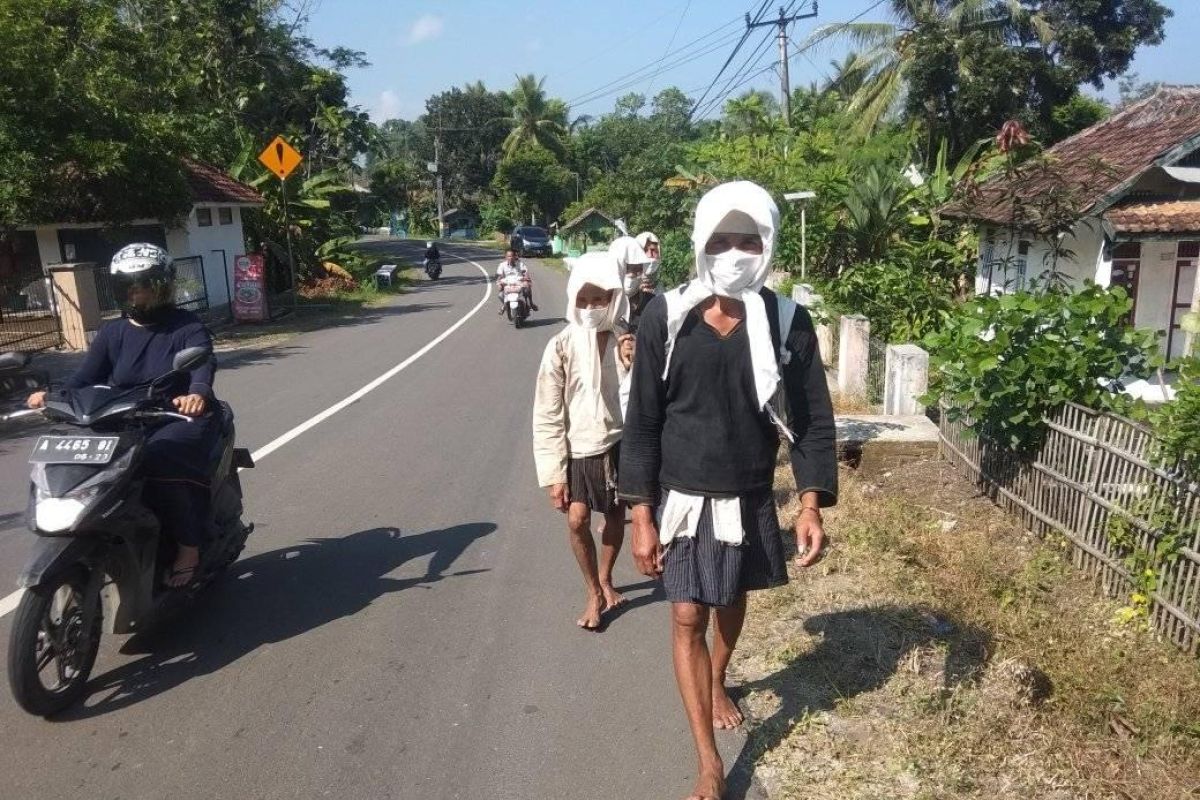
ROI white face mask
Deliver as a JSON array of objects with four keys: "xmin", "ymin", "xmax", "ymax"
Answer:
[
  {"xmin": 706, "ymin": 249, "xmax": 761, "ymax": 295},
  {"xmin": 577, "ymin": 306, "xmax": 610, "ymax": 329},
  {"xmin": 622, "ymin": 275, "xmax": 640, "ymax": 297}
]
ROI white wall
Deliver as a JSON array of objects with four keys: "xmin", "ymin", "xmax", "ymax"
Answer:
[
  {"xmin": 179, "ymin": 205, "xmax": 250, "ymax": 309},
  {"xmin": 975, "ymin": 218, "xmax": 1104, "ymax": 295},
  {"xmin": 1133, "ymin": 240, "xmax": 1181, "ymax": 355}
]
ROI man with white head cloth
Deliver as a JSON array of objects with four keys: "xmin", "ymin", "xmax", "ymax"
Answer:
[
  {"xmin": 609, "ymin": 234, "xmax": 656, "ymax": 332},
  {"xmin": 533, "ymin": 252, "xmax": 631, "ymax": 631},
  {"xmin": 619, "ymin": 181, "xmax": 837, "ymax": 800}
]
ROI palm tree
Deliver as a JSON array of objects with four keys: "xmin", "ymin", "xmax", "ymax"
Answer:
[
  {"xmin": 501, "ymin": 74, "xmax": 568, "ymax": 158},
  {"xmin": 722, "ymin": 90, "xmax": 783, "ymax": 137},
  {"xmin": 804, "ymin": 0, "xmax": 1049, "ymax": 135}
]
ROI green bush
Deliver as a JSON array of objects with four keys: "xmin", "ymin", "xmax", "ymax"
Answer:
[
  {"xmin": 824, "ymin": 254, "xmax": 956, "ymax": 344},
  {"xmin": 923, "ymin": 284, "xmax": 1160, "ymax": 453},
  {"xmin": 1144, "ymin": 356, "xmax": 1200, "ymax": 466},
  {"xmin": 654, "ymin": 229, "xmax": 694, "ymax": 290}
]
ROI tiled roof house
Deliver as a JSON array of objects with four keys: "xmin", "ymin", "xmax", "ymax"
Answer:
[{"xmin": 952, "ymin": 86, "xmax": 1200, "ymax": 359}]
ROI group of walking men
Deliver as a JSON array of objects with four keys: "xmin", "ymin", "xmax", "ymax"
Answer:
[{"xmin": 531, "ymin": 180, "xmax": 838, "ymax": 800}]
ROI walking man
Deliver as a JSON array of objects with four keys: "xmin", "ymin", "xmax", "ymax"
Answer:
[
  {"xmin": 533, "ymin": 253, "xmax": 630, "ymax": 630},
  {"xmin": 619, "ymin": 181, "xmax": 837, "ymax": 799}
]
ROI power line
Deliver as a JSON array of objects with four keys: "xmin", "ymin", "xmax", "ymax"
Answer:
[
  {"xmin": 694, "ymin": 0, "xmax": 803, "ymax": 119},
  {"xmin": 569, "ymin": 29, "xmax": 747, "ymax": 112},
  {"xmin": 689, "ymin": 1, "xmax": 773, "ymax": 120},
  {"xmin": 646, "ymin": 0, "xmax": 695, "ymax": 97},
  {"xmin": 565, "ymin": 15, "xmax": 743, "ymax": 107},
  {"xmin": 554, "ymin": 3, "xmax": 699, "ymax": 81}
]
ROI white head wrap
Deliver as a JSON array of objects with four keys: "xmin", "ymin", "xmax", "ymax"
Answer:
[
  {"xmin": 635, "ymin": 231, "xmax": 660, "ymax": 277},
  {"xmin": 608, "ymin": 236, "xmax": 650, "ymax": 273},
  {"xmin": 563, "ymin": 253, "xmax": 628, "ymax": 389},
  {"xmin": 663, "ymin": 180, "xmax": 780, "ymax": 408}
]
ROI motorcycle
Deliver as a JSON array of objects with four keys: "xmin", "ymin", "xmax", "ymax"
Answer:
[
  {"xmin": 500, "ymin": 273, "xmax": 531, "ymax": 329},
  {"xmin": 2, "ymin": 346, "xmax": 255, "ymax": 717},
  {"xmin": 423, "ymin": 257, "xmax": 442, "ymax": 280}
]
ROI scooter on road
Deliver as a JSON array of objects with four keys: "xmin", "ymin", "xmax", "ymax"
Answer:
[{"xmin": 2, "ymin": 346, "xmax": 256, "ymax": 717}]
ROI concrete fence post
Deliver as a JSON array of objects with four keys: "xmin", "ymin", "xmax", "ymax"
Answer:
[
  {"xmin": 884, "ymin": 344, "xmax": 929, "ymax": 415},
  {"xmin": 838, "ymin": 314, "xmax": 870, "ymax": 399},
  {"xmin": 791, "ymin": 283, "xmax": 814, "ymax": 306},
  {"xmin": 48, "ymin": 263, "xmax": 103, "ymax": 350}
]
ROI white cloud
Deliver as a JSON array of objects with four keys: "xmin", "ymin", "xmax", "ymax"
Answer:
[
  {"xmin": 374, "ymin": 90, "xmax": 403, "ymax": 121},
  {"xmin": 405, "ymin": 14, "xmax": 444, "ymax": 45}
]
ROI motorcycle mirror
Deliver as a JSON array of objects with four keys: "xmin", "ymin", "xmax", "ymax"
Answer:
[
  {"xmin": 171, "ymin": 346, "xmax": 212, "ymax": 373},
  {"xmin": 0, "ymin": 351, "xmax": 31, "ymax": 370}
]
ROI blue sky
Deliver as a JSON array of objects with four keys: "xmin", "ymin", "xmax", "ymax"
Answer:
[{"xmin": 305, "ymin": 0, "xmax": 1200, "ymax": 123}]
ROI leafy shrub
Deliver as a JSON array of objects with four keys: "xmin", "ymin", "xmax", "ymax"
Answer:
[
  {"xmin": 654, "ymin": 229, "xmax": 694, "ymax": 290},
  {"xmin": 824, "ymin": 254, "xmax": 956, "ymax": 343},
  {"xmin": 1144, "ymin": 356, "xmax": 1200, "ymax": 466},
  {"xmin": 923, "ymin": 283, "xmax": 1160, "ymax": 452}
]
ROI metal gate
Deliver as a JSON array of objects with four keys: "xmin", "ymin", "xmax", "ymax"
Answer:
[
  {"xmin": 91, "ymin": 256, "xmax": 210, "ymax": 319},
  {"xmin": 0, "ymin": 273, "xmax": 61, "ymax": 351}
]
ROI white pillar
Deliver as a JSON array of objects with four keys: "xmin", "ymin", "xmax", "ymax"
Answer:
[
  {"xmin": 838, "ymin": 314, "xmax": 870, "ymax": 399},
  {"xmin": 884, "ymin": 344, "xmax": 929, "ymax": 415}
]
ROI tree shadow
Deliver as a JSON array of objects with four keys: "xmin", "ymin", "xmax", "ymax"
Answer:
[
  {"xmin": 724, "ymin": 604, "xmax": 992, "ymax": 799},
  {"xmin": 518, "ymin": 317, "xmax": 567, "ymax": 329},
  {"xmin": 52, "ymin": 522, "xmax": 496, "ymax": 721}
]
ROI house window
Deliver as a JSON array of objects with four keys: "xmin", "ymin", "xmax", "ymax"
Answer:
[
  {"xmin": 1013, "ymin": 240, "xmax": 1031, "ymax": 291},
  {"xmin": 1111, "ymin": 242, "xmax": 1141, "ymax": 326},
  {"xmin": 1170, "ymin": 242, "xmax": 1199, "ymax": 358},
  {"xmin": 196, "ymin": 208, "xmax": 213, "ymax": 227},
  {"xmin": 218, "ymin": 207, "xmax": 233, "ymax": 225}
]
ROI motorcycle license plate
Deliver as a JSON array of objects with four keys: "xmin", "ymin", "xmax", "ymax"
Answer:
[{"xmin": 30, "ymin": 436, "xmax": 120, "ymax": 465}]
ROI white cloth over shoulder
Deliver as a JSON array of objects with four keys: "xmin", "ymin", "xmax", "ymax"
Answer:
[{"xmin": 658, "ymin": 490, "xmax": 745, "ymax": 546}]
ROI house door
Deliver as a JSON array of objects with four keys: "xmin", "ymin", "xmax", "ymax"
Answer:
[
  {"xmin": 1170, "ymin": 241, "xmax": 1198, "ymax": 359},
  {"xmin": 1110, "ymin": 242, "xmax": 1141, "ymax": 326}
]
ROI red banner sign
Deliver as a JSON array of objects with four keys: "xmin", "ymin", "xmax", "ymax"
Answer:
[{"xmin": 232, "ymin": 254, "xmax": 268, "ymax": 322}]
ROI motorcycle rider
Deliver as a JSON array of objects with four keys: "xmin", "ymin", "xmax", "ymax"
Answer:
[
  {"xmin": 423, "ymin": 240, "xmax": 440, "ymax": 269},
  {"xmin": 27, "ymin": 243, "xmax": 219, "ymax": 589},
  {"xmin": 495, "ymin": 248, "xmax": 538, "ymax": 314}
]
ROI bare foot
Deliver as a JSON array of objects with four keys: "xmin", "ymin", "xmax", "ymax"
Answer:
[
  {"xmin": 600, "ymin": 583, "xmax": 627, "ymax": 612},
  {"xmin": 166, "ymin": 545, "xmax": 200, "ymax": 588},
  {"xmin": 712, "ymin": 683, "xmax": 744, "ymax": 730},
  {"xmin": 684, "ymin": 766, "xmax": 726, "ymax": 799},
  {"xmin": 576, "ymin": 592, "xmax": 604, "ymax": 631}
]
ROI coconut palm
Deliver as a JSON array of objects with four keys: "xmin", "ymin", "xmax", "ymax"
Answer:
[
  {"xmin": 501, "ymin": 74, "xmax": 568, "ymax": 158},
  {"xmin": 805, "ymin": 0, "xmax": 1050, "ymax": 135}
]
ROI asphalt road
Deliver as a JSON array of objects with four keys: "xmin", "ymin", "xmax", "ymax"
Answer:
[{"xmin": 0, "ymin": 241, "xmax": 762, "ymax": 800}]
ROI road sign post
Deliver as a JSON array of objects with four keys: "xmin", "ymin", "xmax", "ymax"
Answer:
[{"xmin": 258, "ymin": 136, "xmax": 304, "ymax": 311}]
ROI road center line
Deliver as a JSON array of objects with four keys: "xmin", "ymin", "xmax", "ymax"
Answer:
[{"xmin": 0, "ymin": 249, "xmax": 492, "ymax": 619}]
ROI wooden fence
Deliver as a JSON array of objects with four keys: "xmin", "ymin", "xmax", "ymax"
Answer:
[{"xmin": 939, "ymin": 403, "xmax": 1200, "ymax": 655}]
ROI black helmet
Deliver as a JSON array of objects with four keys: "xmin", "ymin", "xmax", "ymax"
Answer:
[{"xmin": 110, "ymin": 243, "xmax": 176, "ymax": 323}]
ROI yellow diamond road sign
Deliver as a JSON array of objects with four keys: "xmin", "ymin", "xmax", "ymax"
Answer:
[{"xmin": 258, "ymin": 135, "xmax": 303, "ymax": 180}]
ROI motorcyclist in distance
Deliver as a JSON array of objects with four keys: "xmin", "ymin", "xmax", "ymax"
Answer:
[{"xmin": 495, "ymin": 248, "xmax": 538, "ymax": 313}]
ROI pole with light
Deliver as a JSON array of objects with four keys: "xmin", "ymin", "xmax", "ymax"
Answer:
[{"xmin": 784, "ymin": 190, "xmax": 816, "ymax": 279}]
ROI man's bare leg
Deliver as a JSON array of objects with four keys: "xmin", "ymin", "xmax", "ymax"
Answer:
[
  {"xmin": 711, "ymin": 594, "xmax": 747, "ymax": 729},
  {"xmin": 598, "ymin": 503, "xmax": 627, "ymax": 610},
  {"xmin": 567, "ymin": 502, "xmax": 604, "ymax": 630},
  {"xmin": 672, "ymin": 602, "xmax": 726, "ymax": 799}
]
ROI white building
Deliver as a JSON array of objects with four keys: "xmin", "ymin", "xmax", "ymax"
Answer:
[
  {"xmin": 15, "ymin": 161, "xmax": 263, "ymax": 315},
  {"xmin": 953, "ymin": 87, "xmax": 1200, "ymax": 360}
]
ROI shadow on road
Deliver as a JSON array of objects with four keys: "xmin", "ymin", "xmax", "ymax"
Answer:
[
  {"xmin": 724, "ymin": 604, "xmax": 992, "ymax": 799},
  {"xmin": 598, "ymin": 579, "xmax": 664, "ymax": 631},
  {"xmin": 53, "ymin": 522, "xmax": 496, "ymax": 721},
  {"xmin": 513, "ymin": 317, "xmax": 567, "ymax": 329}
]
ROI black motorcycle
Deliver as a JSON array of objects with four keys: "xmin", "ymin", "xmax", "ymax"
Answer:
[
  {"xmin": 424, "ymin": 257, "xmax": 442, "ymax": 280},
  {"xmin": 0, "ymin": 351, "xmax": 48, "ymax": 408},
  {"xmin": 2, "ymin": 346, "xmax": 255, "ymax": 716}
]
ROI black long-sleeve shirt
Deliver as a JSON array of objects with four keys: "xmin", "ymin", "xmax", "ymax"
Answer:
[{"xmin": 618, "ymin": 289, "xmax": 837, "ymax": 506}]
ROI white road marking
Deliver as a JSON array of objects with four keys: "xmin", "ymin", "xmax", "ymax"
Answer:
[{"xmin": 0, "ymin": 249, "xmax": 492, "ymax": 619}]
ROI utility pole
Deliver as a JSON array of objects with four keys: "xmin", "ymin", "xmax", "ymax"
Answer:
[
  {"xmin": 746, "ymin": 3, "xmax": 818, "ymax": 124},
  {"xmin": 433, "ymin": 133, "xmax": 445, "ymax": 239}
]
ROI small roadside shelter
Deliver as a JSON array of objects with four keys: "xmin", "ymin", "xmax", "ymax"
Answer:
[{"xmin": 558, "ymin": 208, "xmax": 618, "ymax": 256}]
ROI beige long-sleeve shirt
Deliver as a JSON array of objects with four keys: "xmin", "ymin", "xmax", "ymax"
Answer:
[{"xmin": 532, "ymin": 327, "xmax": 628, "ymax": 487}]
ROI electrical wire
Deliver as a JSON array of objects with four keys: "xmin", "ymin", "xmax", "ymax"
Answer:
[
  {"xmin": 694, "ymin": 0, "xmax": 800, "ymax": 119},
  {"xmin": 688, "ymin": 1, "xmax": 773, "ymax": 119},
  {"xmin": 646, "ymin": 0, "xmax": 695, "ymax": 97}
]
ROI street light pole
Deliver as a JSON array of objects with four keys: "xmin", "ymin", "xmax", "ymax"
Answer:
[{"xmin": 784, "ymin": 190, "xmax": 816, "ymax": 280}]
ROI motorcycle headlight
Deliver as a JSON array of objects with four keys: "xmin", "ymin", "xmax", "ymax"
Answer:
[{"xmin": 35, "ymin": 484, "xmax": 104, "ymax": 533}]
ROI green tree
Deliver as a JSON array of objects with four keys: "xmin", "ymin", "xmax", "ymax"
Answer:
[
  {"xmin": 422, "ymin": 83, "xmax": 511, "ymax": 205},
  {"xmin": 502, "ymin": 74, "xmax": 568, "ymax": 158},
  {"xmin": 493, "ymin": 146, "xmax": 572, "ymax": 224}
]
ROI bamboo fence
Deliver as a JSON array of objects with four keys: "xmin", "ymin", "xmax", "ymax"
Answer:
[{"xmin": 939, "ymin": 402, "xmax": 1200, "ymax": 655}]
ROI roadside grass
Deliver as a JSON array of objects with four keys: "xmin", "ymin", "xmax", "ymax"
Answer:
[
  {"xmin": 214, "ymin": 267, "xmax": 415, "ymax": 349},
  {"xmin": 737, "ymin": 456, "xmax": 1200, "ymax": 800}
]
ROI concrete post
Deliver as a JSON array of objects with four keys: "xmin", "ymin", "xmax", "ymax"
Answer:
[
  {"xmin": 884, "ymin": 344, "xmax": 929, "ymax": 416},
  {"xmin": 765, "ymin": 270, "xmax": 790, "ymax": 291},
  {"xmin": 47, "ymin": 263, "xmax": 103, "ymax": 350},
  {"xmin": 838, "ymin": 314, "xmax": 870, "ymax": 399},
  {"xmin": 791, "ymin": 283, "xmax": 814, "ymax": 306}
]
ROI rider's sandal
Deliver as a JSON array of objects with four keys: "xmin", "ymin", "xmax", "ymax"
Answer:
[{"xmin": 164, "ymin": 565, "xmax": 198, "ymax": 589}]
